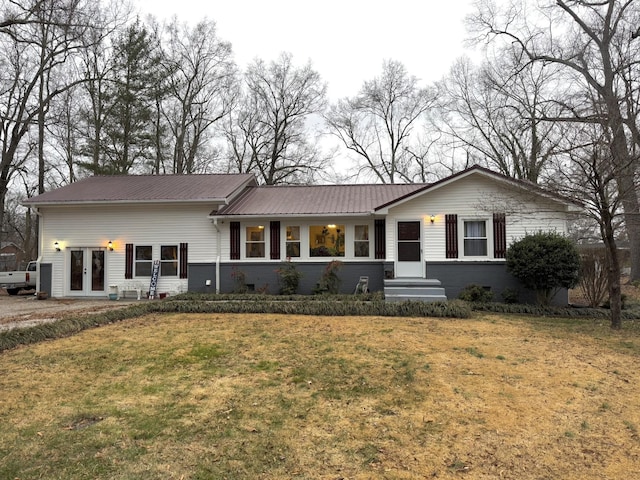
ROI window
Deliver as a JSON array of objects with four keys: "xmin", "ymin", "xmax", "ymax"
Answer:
[
  {"xmin": 161, "ymin": 245, "xmax": 178, "ymax": 276},
  {"xmin": 354, "ymin": 225, "xmax": 370, "ymax": 257},
  {"xmin": 463, "ymin": 220, "xmax": 487, "ymax": 256},
  {"xmin": 135, "ymin": 245, "xmax": 152, "ymax": 276},
  {"xmin": 286, "ymin": 226, "xmax": 300, "ymax": 257},
  {"xmin": 309, "ymin": 224, "xmax": 345, "ymax": 257},
  {"xmin": 246, "ymin": 226, "xmax": 265, "ymax": 258}
]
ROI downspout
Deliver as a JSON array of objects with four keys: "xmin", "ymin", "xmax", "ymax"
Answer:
[
  {"xmin": 33, "ymin": 207, "xmax": 43, "ymax": 294},
  {"xmin": 213, "ymin": 217, "xmax": 221, "ymax": 294}
]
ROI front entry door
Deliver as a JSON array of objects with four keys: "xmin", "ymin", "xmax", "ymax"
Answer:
[
  {"xmin": 69, "ymin": 248, "xmax": 106, "ymax": 296},
  {"xmin": 396, "ymin": 221, "xmax": 423, "ymax": 278}
]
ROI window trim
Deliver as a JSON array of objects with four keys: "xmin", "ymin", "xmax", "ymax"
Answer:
[
  {"xmin": 245, "ymin": 225, "xmax": 266, "ymax": 259},
  {"xmin": 462, "ymin": 218, "xmax": 489, "ymax": 257},
  {"xmin": 160, "ymin": 244, "xmax": 179, "ymax": 277},
  {"xmin": 354, "ymin": 224, "xmax": 371, "ymax": 258},
  {"xmin": 285, "ymin": 225, "xmax": 301, "ymax": 258},
  {"xmin": 134, "ymin": 245, "xmax": 153, "ymax": 277},
  {"xmin": 309, "ymin": 224, "xmax": 346, "ymax": 258}
]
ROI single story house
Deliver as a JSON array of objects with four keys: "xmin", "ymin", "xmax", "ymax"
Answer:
[{"xmin": 23, "ymin": 166, "xmax": 579, "ymax": 304}]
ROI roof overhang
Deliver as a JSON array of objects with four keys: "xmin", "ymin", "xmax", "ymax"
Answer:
[
  {"xmin": 209, "ymin": 212, "xmax": 380, "ymax": 220},
  {"xmin": 374, "ymin": 166, "xmax": 582, "ymax": 214},
  {"xmin": 24, "ymin": 198, "xmax": 231, "ymax": 207}
]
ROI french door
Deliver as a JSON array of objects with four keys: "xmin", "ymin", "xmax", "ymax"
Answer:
[
  {"xmin": 69, "ymin": 248, "xmax": 106, "ymax": 296},
  {"xmin": 396, "ymin": 221, "xmax": 423, "ymax": 278}
]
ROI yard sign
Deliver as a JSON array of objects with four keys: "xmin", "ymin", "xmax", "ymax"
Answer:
[{"xmin": 149, "ymin": 260, "xmax": 160, "ymax": 299}]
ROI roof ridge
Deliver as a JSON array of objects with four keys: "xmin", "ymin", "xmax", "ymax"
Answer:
[{"xmin": 247, "ymin": 183, "xmax": 430, "ymax": 188}]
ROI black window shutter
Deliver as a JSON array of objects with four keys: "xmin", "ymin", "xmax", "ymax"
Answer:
[
  {"xmin": 270, "ymin": 221, "xmax": 281, "ymax": 260},
  {"xmin": 179, "ymin": 243, "xmax": 188, "ymax": 278},
  {"xmin": 230, "ymin": 222, "xmax": 241, "ymax": 260},
  {"xmin": 125, "ymin": 243, "xmax": 133, "ymax": 279},
  {"xmin": 374, "ymin": 219, "xmax": 386, "ymax": 259},
  {"xmin": 445, "ymin": 214, "xmax": 458, "ymax": 259},
  {"xmin": 493, "ymin": 213, "xmax": 507, "ymax": 258}
]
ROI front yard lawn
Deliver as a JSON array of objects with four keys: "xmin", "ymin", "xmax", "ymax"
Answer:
[{"xmin": 1, "ymin": 312, "xmax": 639, "ymax": 479}]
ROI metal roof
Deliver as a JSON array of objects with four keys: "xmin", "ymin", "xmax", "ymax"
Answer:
[
  {"xmin": 24, "ymin": 174, "xmax": 257, "ymax": 205},
  {"xmin": 215, "ymin": 183, "xmax": 428, "ymax": 216}
]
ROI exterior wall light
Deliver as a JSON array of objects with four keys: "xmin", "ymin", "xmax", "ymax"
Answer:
[
  {"xmin": 54, "ymin": 241, "xmax": 61, "ymax": 252},
  {"xmin": 430, "ymin": 215, "xmax": 435, "ymax": 223},
  {"xmin": 107, "ymin": 241, "xmax": 114, "ymax": 251}
]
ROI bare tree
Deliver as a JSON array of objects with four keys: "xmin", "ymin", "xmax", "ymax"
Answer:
[
  {"xmin": 46, "ymin": 81, "xmax": 83, "ymax": 184},
  {"xmin": 160, "ymin": 18, "xmax": 236, "ymax": 174},
  {"xmin": 0, "ymin": 0, "xmax": 46, "ymax": 31},
  {"xmin": 0, "ymin": 0, "xmax": 104, "ymax": 234},
  {"xmin": 438, "ymin": 53, "xmax": 564, "ymax": 183},
  {"xmin": 470, "ymin": 0, "xmax": 640, "ymax": 282},
  {"xmin": 548, "ymin": 121, "xmax": 632, "ymax": 329},
  {"xmin": 325, "ymin": 60, "xmax": 436, "ymax": 183},
  {"xmin": 224, "ymin": 53, "xmax": 328, "ymax": 185}
]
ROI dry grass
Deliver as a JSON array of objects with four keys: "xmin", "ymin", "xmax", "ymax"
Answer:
[{"xmin": 1, "ymin": 312, "xmax": 640, "ymax": 479}]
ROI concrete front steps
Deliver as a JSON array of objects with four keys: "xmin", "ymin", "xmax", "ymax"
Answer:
[{"xmin": 384, "ymin": 278, "xmax": 447, "ymax": 302}]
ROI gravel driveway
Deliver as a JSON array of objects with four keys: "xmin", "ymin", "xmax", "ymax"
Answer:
[{"xmin": 0, "ymin": 290, "xmax": 139, "ymax": 331}]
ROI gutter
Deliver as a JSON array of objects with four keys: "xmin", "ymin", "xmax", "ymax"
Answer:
[
  {"xmin": 33, "ymin": 207, "xmax": 42, "ymax": 294},
  {"xmin": 213, "ymin": 217, "xmax": 221, "ymax": 294}
]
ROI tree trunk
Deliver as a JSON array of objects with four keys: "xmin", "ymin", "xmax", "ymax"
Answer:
[{"xmin": 602, "ymin": 212, "xmax": 622, "ymax": 329}]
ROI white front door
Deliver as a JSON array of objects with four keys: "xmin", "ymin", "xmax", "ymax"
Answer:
[
  {"xmin": 396, "ymin": 221, "xmax": 423, "ymax": 278},
  {"xmin": 68, "ymin": 248, "xmax": 106, "ymax": 296}
]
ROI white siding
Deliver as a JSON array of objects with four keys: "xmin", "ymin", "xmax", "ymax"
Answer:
[
  {"xmin": 386, "ymin": 175, "xmax": 569, "ymax": 262},
  {"xmin": 39, "ymin": 203, "xmax": 217, "ymax": 297}
]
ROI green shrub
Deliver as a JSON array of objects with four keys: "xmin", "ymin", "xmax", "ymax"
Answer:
[
  {"xmin": 276, "ymin": 260, "xmax": 303, "ymax": 295},
  {"xmin": 458, "ymin": 284, "xmax": 493, "ymax": 303},
  {"xmin": 506, "ymin": 231, "xmax": 580, "ymax": 305},
  {"xmin": 501, "ymin": 288, "xmax": 520, "ymax": 304}
]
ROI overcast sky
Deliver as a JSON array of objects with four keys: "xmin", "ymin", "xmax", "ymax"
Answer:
[{"xmin": 135, "ymin": 0, "xmax": 477, "ymax": 99}]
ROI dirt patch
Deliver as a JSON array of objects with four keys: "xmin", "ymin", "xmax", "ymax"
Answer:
[{"xmin": 0, "ymin": 290, "xmax": 138, "ymax": 331}]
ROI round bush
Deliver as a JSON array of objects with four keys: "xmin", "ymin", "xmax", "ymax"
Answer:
[{"xmin": 506, "ymin": 231, "xmax": 580, "ymax": 304}]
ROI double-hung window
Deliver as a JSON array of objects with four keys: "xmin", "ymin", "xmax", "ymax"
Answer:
[
  {"xmin": 246, "ymin": 226, "xmax": 265, "ymax": 258},
  {"xmin": 463, "ymin": 220, "xmax": 488, "ymax": 256},
  {"xmin": 161, "ymin": 245, "xmax": 178, "ymax": 276},
  {"xmin": 354, "ymin": 225, "xmax": 370, "ymax": 257},
  {"xmin": 286, "ymin": 226, "xmax": 300, "ymax": 258},
  {"xmin": 135, "ymin": 245, "xmax": 153, "ymax": 276}
]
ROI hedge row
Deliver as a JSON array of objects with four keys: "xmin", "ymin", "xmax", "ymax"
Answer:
[
  {"xmin": 469, "ymin": 301, "xmax": 640, "ymax": 319},
  {"xmin": 4, "ymin": 295, "xmax": 636, "ymax": 354},
  {"xmin": 151, "ymin": 298, "xmax": 471, "ymax": 318},
  {"xmin": 0, "ymin": 304, "xmax": 151, "ymax": 353},
  {"xmin": 170, "ymin": 292, "xmax": 386, "ymax": 303},
  {"xmin": 0, "ymin": 298, "xmax": 470, "ymax": 353}
]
